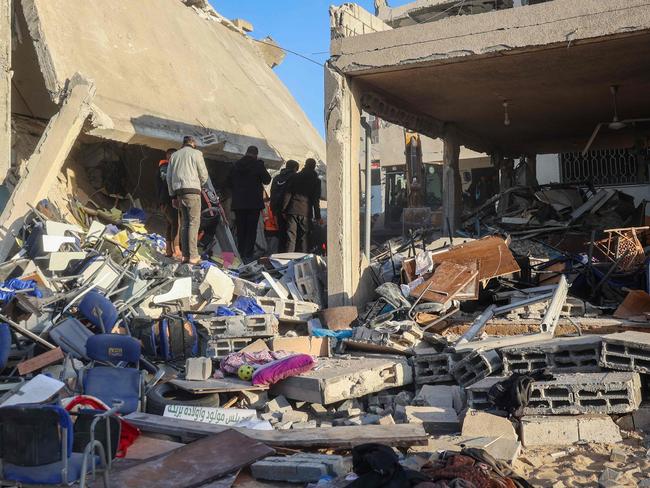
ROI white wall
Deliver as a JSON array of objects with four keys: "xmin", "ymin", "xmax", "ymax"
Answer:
[{"xmin": 536, "ymin": 153, "xmax": 649, "ymax": 215}]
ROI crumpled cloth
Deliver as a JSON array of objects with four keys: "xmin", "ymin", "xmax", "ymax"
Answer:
[
  {"xmin": 219, "ymin": 349, "xmax": 290, "ymax": 375},
  {"xmin": 0, "ymin": 278, "xmax": 43, "ymax": 303},
  {"xmin": 421, "ymin": 455, "xmax": 516, "ymax": 488}
]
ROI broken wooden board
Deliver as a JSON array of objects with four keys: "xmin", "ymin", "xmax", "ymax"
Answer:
[
  {"xmin": 410, "ymin": 261, "xmax": 476, "ymax": 304},
  {"xmin": 614, "ymin": 290, "xmax": 650, "ymax": 320},
  {"xmin": 17, "ymin": 347, "xmax": 64, "ymax": 376},
  {"xmin": 124, "ymin": 436, "xmax": 185, "ymax": 461},
  {"xmin": 105, "ymin": 430, "xmax": 273, "ymax": 488},
  {"xmin": 170, "ymin": 378, "xmax": 268, "ymax": 395},
  {"xmin": 454, "ymin": 260, "xmax": 479, "ymax": 300},
  {"xmin": 429, "ymin": 236, "xmax": 520, "ymax": 283},
  {"xmin": 125, "ymin": 412, "xmax": 428, "ymax": 449}
]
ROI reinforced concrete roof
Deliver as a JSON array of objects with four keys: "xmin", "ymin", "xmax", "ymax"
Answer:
[{"xmin": 331, "ymin": 0, "xmax": 650, "ymax": 155}]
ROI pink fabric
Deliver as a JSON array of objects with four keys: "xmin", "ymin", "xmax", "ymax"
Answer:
[
  {"xmin": 219, "ymin": 349, "xmax": 289, "ymax": 375},
  {"xmin": 252, "ymin": 354, "xmax": 315, "ymax": 386}
]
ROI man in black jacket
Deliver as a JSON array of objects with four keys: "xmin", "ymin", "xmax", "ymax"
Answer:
[
  {"xmin": 282, "ymin": 158, "xmax": 322, "ymax": 253},
  {"xmin": 228, "ymin": 146, "xmax": 272, "ymax": 262},
  {"xmin": 270, "ymin": 159, "xmax": 299, "ymax": 252}
]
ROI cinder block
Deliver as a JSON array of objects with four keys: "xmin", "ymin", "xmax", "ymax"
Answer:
[
  {"xmin": 520, "ymin": 415, "xmax": 622, "ymax": 447},
  {"xmin": 202, "ymin": 314, "xmax": 279, "ymax": 338},
  {"xmin": 184, "ymin": 357, "xmax": 212, "ymax": 380},
  {"xmin": 265, "ymin": 395, "xmax": 293, "ymax": 414},
  {"xmin": 404, "ymin": 406, "xmax": 459, "ymax": 435},
  {"xmin": 282, "ymin": 410, "xmax": 309, "ymax": 423},
  {"xmin": 257, "ymin": 297, "xmax": 319, "ymax": 323},
  {"xmin": 525, "ymin": 372, "xmax": 641, "ymax": 415},
  {"xmin": 466, "ymin": 376, "xmax": 505, "ymax": 410},
  {"xmin": 601, "ymin": 332, "xmax": 650, "ymax": 373},
  {"xmin": 501, "ymin": 336, "xmax": 602, "ymax": 375},
  {"xmin": 413, "ymin": 353, "xmax": 453, "ymax": 384},
  {"xmin": 413, "ymin": 385, "xmax": 454, "ymax": 409},
  {"xmin": 451, "ymin": 349, "xmax": 502, "ymax": 387},
  {"xmin": 205, "ymin": 337, "xmax": 256, "ymax": 359},
  {"xmin": 461, "ymin": 409, "xmax": 517, "ymax": 440},
  {"xmin": 251, "ymin": 453, "xmax": 348, "ymax": 483}
]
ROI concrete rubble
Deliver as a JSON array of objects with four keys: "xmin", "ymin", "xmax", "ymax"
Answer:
[{"xmin": 0, "ymin": 0, "xmax": 648, "ymax": 487}]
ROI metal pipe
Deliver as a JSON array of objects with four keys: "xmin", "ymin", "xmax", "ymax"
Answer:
[
  {"xmin": 455, "ymin": 304, "xmax": 496, "ymax": 346},
  {"xmin": 361, "ymin": 116, "xmax": 372, "ymax": 262}
]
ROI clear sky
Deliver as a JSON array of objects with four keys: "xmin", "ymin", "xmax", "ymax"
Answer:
[{"xmin": 211, "ymin": 1, "xmax": 409, "ymax": 138}]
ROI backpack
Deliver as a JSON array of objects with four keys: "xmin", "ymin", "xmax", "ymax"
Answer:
[{"xmin": 132, "ymin": 316, "xmax": 199, "ymax": 361}]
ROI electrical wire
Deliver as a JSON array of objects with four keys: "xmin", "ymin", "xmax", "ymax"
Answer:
[{"xmin": 255, "ymin": 38, "xmax": 324, "ymax": 67}]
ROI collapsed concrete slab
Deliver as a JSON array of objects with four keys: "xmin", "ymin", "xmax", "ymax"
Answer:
[
  {"xmin": 17, "ymin": 0, "xmax": 324, "ymax": 166},
  {"xmin": 270, "ymin": 356, "xmax": 412, "ymax": 405},
  {"xmin": 0, "ymin": 74, "xmax": 95, "ymax": 261}
]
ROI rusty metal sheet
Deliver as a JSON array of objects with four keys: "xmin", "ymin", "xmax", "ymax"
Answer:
[
  {"xmin": 410, "ymin": 261, "xmax": 477, "ymax": 304},
  {"xmin": 614, "ymin": 290, "xmax": 650, "ymax": 319}
]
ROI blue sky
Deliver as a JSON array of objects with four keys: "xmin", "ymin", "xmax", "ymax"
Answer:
[{"xmin": 212, "ymin": 1, "xmax": 409, "ymax": 138}]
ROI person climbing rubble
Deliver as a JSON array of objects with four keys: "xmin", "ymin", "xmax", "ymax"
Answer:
[{"xmin": 157, "ymin": 148, "xmax": 180, "ymax": 259}]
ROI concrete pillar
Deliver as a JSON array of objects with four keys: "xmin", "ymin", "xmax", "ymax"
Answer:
[
  {"xmin": 525, "ymin": 154, "xmax": 538, "ymax": 186},
  {"xmin": 442, "ymin": 131, "xmax": 461, "ymax": 236},
  {"xmin": 325, "ymin": 63, "xmax": 361, "ymax": 307},
  {"xmin": 0, "ymin": 0, "xmax": 11, "ymax": 183},
  {"xmin": 497, "ymin": 156, "xmax": 514, "ymax": 216},
  {"xmin": 0, "ymin": 74, "xmax": 95, "ymax": 261}
]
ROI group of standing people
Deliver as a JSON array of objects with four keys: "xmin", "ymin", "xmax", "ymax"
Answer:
[{"xmin": 157, "ymin": 136, "xmax": 322, "ymax": 265}]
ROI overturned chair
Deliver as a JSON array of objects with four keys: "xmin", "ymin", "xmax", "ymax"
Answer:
[{"xmin": 0, "ymin": 403, "xmax": 116, "ymax": 487}]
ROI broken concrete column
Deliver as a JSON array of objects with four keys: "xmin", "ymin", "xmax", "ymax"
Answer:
[
  {"xmin": 442, "ymin": 130, "xmax": 461, "ymax": 236},
  {"xmin": 325, "ymin": 62, "xmax": 362, "ymax": 306},
  {"xmin": 0, "ymin": 0, "xmax": 10, "ymax": 184},
  {"xmin": 0, "ymin": 73, "xmax": 95, "ymax": 261}
]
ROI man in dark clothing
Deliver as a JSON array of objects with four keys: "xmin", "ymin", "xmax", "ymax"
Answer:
[
  {"xmin": 228, "ymin": 146, "xmax": 272, "ymax": 262},
  {"xmin": 270, "ymin": 159, "xmax": 299, "ymax": 252},
  {"xmin": 283, "ymin": 158, "xmax": 322, "ymax": 253},
  {"xmin": 157, "ymin": 148, "xmax": 180, "ymax": 258}
]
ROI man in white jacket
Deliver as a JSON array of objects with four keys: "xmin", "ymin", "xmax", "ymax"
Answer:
[{"xmin": 166, "ymin": 136, "xmax": 209, "ymax": 264}]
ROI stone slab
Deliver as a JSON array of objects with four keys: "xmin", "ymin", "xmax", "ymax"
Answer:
[
  {"xmin": 404, "ymin": 406, "xmax": 460, "ymax": 435},
  {"xmin": 270, "ymin": 356, "xmax": 412, "ymax": 405},
  {"xmin": 520, "ymin": 415, "xmax": 622, "ymax": 447}
]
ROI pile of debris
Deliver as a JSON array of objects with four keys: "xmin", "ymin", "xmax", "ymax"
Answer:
[{"xmin": 0, "ymin": 196, "xmax": 649, "ymax": 487}]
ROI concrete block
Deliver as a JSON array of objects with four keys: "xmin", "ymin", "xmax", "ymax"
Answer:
[
  {"xmin": 404, "ymin": 406, "xmax": 459, "ymax": 435},
  {"xmin": 291, "ymin": 421, "xmax": 318, "ymax": 430},
  {"xmin": 281, "ymin": 410, "xmax": 309, "ymax": 423},
  {"xmin": 601, "ymin": 331, "xmax": 650, "ymax": 373},
  {"xmin": 184, "ymin": 357, "xmax": 212, "ymax": 381},
  {"xmin": 451, "ymin": 349, "xmax": 502, "ymax": 387},
  {"xmin": 265, "ymin": 395, "xmax": 292, "ymax": 414},
  {"xmin": 598, "ymin": 468, "xmax": 622, "ymax": 488},
  {"xmin": 204, "ymin": 314, "xmax": 279, "ymax": 338},
  {"xmin": 461, "ymin": 410, "xmax": 517, "ymax": 440},
  {"xmin": 525, "ymin": 372, "xmax": 642, "ymax": 415},
  {"xmin": 257, "ymin": 297, "xmax": 319, "ymax": 323},
  {"xmin": 520, "ymin": 415, "xmax": 622, "ymax": 447},
  {"xmin": 413, "ymin": 353, "xmax": 453, "ymax": 384},
  {"xmin": 310, "ymin": 403, "xmax": 328, "ymax": 416},
  {"xmin": 379, "ymin": 414, "xmax": 395, "ymax": 425},
  {"xmin": 270, "ymin": 356, "xmax": 412, "ymax": 405},
  {"xmin": 466, "ymin": 376, "xmax": 505, "ymax": 410},
  {"xmin": 412, "ymin": 385, "xmax": 454, "ymax": 408},
  {"xmin": 240, "ymin": 390, "xmax": 269, "ymax": 410},
  {"xmin": 206, "ymin": 337, "xmax": 257, "ymax": 359},
  {"xmin": 609, "ymin": 447, "xmax": 626, "ymax": 463},
  {"xmin": 501, "ymin": 335, "xmax": 602, "ymax": 375}
]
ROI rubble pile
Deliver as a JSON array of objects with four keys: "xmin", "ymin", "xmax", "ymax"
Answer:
[{"xmin": 0, "ymin": 198, "xmax": 648, "ymax": 487}]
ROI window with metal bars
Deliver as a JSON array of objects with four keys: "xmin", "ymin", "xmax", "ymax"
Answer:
[{"xmin": 560, "ymin": 148, "xmax": 649, "ymax": 186}]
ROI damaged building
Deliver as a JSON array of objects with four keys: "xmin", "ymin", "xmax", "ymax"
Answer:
[
  {"xmin": 326, "ymin": 0, "xmax": 650, "ymax": 305},
  {"xmin": 0, "ymin": 0, "xmax": 325, "ymax": 259}
]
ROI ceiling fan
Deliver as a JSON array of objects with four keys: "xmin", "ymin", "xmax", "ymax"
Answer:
[{"xmin": 581, "ymin": 85, "xmax": 650, "ymax": 155}]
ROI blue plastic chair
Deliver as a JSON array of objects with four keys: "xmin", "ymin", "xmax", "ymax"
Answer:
[
  {"xmin": 78, "ymin": 291, "xmax": 119, "ymax": 333},
  {"xmin": 0, "ymin": 323, "xmax": 11, "ymax": 371},
  {"xmin": 0, "ymin": 404, "xmax": 110, "ymax": 487},
  {"xmin": 81, "ymin": 334, "xmax": 144, "ymax": 415}
]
